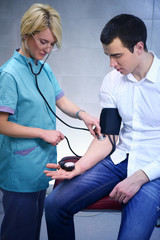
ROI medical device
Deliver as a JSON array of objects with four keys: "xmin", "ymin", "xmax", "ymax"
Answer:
[
  {"xmin": 59, "ymin": 160, "xmax": 75, "ymax": 171},
  {"xmin": 100, "ymin": 108, "xmax": 121, "ymax": 154}
]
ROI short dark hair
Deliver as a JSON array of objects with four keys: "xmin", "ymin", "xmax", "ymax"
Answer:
[{"xmin": 100, "ymin": 14, "xmax": 148, "ymax": 53}]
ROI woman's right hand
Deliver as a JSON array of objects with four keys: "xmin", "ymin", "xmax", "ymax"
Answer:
[
  {"xmin": 0, "ymin": 112, "xmax": 64, "ymax": 146},
  {"xmin": 41, "ymin": 129, "xmax": 65, "ymax": 146}
]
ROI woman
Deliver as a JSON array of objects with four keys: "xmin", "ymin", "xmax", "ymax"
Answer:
[{"xmin": 0, "ymin": 3, "xmax": 100, "ymax": 240}]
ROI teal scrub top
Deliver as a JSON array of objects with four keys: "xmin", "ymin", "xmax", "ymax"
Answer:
[{"xmin": 0, "ymin": 50, "xmax": 64, "ymax": 192}]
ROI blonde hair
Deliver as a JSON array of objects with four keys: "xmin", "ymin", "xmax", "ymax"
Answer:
[{"xmin": 21, "ymin": 3, "xmax": 62, "ymax": 48}]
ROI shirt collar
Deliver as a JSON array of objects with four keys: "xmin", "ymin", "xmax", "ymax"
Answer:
[
  {"xmin": 126, "ymin": 52, "xmax": 160, "ymax": 84},
  {"xmin": 13, "ymin": 49, "xmax": 41, "ymax": 67},
  {"xmin": 145, "ymin": 52, "xmax": 160, "ymax": 83}
]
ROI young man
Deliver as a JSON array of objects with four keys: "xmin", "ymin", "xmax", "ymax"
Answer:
[{"xmin": 44, "ymin": 14, "xmax": 160, "ymax": 240}]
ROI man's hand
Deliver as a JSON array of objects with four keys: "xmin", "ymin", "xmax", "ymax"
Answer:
[
  {"xmin": 109, "ymin": 170, "xmax": 149, "ymax": 204},
  {"xmin": 44, "ymin": 163, "xmax": 84, "ymax": 180}
]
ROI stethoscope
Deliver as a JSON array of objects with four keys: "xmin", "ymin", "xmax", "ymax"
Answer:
[{"xmin": 23, "ymin": 48, "xmax": 89, "ymax": 157}]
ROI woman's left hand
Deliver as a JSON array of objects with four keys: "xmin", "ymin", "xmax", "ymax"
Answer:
[{"xmin": 78, "ymin": 111, "xmax": 101, "ymax": 137}]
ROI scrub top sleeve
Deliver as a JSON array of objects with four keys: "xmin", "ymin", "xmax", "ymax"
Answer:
[{"xmin": 0, "ymin": 72, "xmax": 18, "ymax": 114}]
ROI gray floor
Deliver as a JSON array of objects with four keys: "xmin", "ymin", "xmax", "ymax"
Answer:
[
  {"xmin": 40, "ymin": 209, "xmax": 160, "ymax": 240},
  {"xmin": 0, "ymin": 190, "xmax": 160, "ymax": 240}
]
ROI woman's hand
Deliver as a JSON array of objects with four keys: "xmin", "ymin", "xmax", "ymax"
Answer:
[
  {"xmin": 78, "ymin": 111, "xmax": 101, "ymax": 137},
  {"xmin": 56, "ymin": 96, "xmax": 101, "ymax": 138},
  {"xmin": 0, "ymin": 112, "xmax": 64, "ymax": 145},
  {"xmin": 40, "ymin": 129, "xmax": 65, "ymax": 146}
]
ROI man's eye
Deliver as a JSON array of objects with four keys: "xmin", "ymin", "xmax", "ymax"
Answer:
[{"xmin": 115, "ymin": 54, "xmax": 122, "ymax": 58}]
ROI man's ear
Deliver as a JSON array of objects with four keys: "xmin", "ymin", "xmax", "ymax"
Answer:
[{"xmin": 134, "ymin": 41, "xmax": 144, "ymax": 55}]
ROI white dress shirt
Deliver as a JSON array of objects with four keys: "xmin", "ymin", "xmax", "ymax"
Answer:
[{"xmin": 99, "ymin": 53, "xmax": 160, "ymax": 181}]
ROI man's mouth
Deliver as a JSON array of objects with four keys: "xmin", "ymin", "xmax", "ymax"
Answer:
[{"xmin": 116, "ymin": 68, "xmax": 123, "ymax": 72}]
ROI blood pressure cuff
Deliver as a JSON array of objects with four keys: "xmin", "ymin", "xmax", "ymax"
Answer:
[
  {"xmin": 100, "ymin": 108, "xmax": 121, "ymax": 135},
  {"xmin": 100, "ymin": 108, "xmax": 121, "ymax": 155}
]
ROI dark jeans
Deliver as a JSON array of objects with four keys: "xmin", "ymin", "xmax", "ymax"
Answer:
[
  {"xmin": 0, "ymin": 189, "xmax": 46, "ymax": 240},
  {"xmin": 45, "ymin": 156, "xmax": 160, "ymax": 240}
]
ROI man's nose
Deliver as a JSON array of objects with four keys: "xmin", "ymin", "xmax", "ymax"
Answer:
[{"xmin": 110, "ymin": 57, "xmax": 118, "ymax": 68}]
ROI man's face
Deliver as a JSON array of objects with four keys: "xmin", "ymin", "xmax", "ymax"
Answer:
[{"xmin": 103, "ymin": 38, "xmax": 139, "ymax": 75}]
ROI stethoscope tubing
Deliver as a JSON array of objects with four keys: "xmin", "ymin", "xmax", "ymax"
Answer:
[{"xmin": 28, "ymin": 60, "xmax": 89, "ymax": 157}]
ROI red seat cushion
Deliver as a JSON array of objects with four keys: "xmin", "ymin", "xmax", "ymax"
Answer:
[{"xmin": 85, "ymin": 196, "xmax": 121, "ymax": 210}]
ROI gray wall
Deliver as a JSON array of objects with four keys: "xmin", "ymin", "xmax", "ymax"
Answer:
[{"xmin": 0, "ymin": 0, "xmax": 160, "ymax": 158}]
